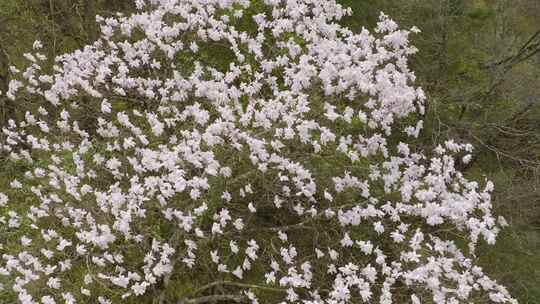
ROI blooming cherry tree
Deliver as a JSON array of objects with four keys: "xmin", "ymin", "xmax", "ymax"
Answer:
[{"xmin": 0, "ymin": 0, "xmax": 516, "ymax": 303}]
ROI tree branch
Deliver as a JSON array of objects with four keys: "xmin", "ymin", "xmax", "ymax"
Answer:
[
  {"xmin": 177, "ymin": 294, "xmax": 246, "ymax": 304},
  {"xmin": 192, "ymin": 281, "xmax": 286, "ymax": 295}
]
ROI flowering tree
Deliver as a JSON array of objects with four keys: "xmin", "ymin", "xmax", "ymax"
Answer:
[{"xmin": 0, "ymin": 0, "xmax": 517, "ymax": 303}]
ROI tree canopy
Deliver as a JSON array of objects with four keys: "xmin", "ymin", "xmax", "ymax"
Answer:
[{"xmin": 0, "ymin": 1, "xmax": 538, "ymax": 303}]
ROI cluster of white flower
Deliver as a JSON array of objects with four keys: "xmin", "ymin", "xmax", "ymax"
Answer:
[{"xmin": 0, "ymin": 0, "xmax": 515, "ymax": 303}]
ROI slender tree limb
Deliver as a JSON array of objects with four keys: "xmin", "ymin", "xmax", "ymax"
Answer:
[
  {"xmin": 192, "ymin": 281, "xmax": 286, "ymax": 295},
  {"xmin": 177, "ymin": 294, "xmax": 246, "ymax": 304}
]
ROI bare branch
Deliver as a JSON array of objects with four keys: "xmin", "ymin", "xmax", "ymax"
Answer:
[
  {"xmin": 177, "ymin": 294, "xmax": 246, "ymax": 304},
  {"xmin": 192, "ymin": 281, "xmax": 286, "ymax": 295}
]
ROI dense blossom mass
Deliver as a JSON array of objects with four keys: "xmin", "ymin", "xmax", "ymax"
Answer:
[{"xmin": 0, "ymin": 0, "xmax": 516, "ymax": 303}]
